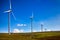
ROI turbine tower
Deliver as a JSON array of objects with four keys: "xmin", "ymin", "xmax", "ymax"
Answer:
[{"xmin": 4, "ymin": 0, "xmax": 16, "ymax": 35}]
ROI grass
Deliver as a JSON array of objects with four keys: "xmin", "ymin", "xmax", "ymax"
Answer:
[{"xmin": 0, "ymin": 31, "xmax": 60, "ymax": 40}]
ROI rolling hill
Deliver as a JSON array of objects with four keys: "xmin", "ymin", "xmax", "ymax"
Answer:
[{"xmin": 0, "ymin": 31, "xmax": 60, "ymax": 40}]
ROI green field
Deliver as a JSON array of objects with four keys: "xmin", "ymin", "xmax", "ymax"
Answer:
[{"xmin": 0, "ymin": 31, "xmax": 60, "ymax": 40}]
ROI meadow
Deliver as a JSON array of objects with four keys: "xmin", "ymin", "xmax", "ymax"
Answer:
[{"xmin": 0, "ymin": 31, "xmax": 60, "ymax": 40}]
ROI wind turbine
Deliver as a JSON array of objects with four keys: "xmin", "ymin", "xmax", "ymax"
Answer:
[
  {"xmin": 4, "ymin": 0, "xmax": 16, "ymax": 35},
  {"xmin": 30, "ymin": 12, "xmax": 34, "ymax": 40},
  {"xmin": 30, "ymin": 12, "xmax": 33, "ymax": 33},
  {"xmin": 41, "ymin": 23, "xmax": 44, "ymax": 32}
]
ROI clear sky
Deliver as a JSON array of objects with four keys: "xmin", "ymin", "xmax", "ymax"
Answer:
[{"xmin": 0, "ymin": 0, "xmax": 60, "ymax": 33}]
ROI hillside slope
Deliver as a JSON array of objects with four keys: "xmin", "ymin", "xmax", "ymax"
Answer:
[{"xmin": 0, "ymin": 31, "xmax": 60, "ymax": 40}]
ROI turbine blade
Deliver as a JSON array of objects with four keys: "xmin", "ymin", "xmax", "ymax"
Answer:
[
  {"xmin": 11, "ymin": 12, "xmax": 16, "ymax": 20},
  {"xmin": 9, "ymin": 0, "xmax": 12, "ymax": 9},
  {"xmin": 30, "ymin": 12, "xmax": 34, "ymax": 19},
  {"xmin": 4, "ymin": 10, "xmax": 11, "ymax": 13},
  {"xmin": 4, "ymin": 10, "xmax": 9, "ymax": 13},
  {"xmin": 32, "ymin": 12, "xmax": 33, "ymax": 18}
]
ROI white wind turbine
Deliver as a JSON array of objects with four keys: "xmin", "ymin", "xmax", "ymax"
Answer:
[
  {"xmin": 30, "ymin": 12, "xmax": 34, "ymax": 40},
  {"xmin": 40, "ymin": 22, "xmax": 44, "ymax": 32},
  {"xmin": 30, "ymin": 12, "xmax": 34, "ymax": 32},
  {"xmin": 4, "ymin": 0, "xmax": 16, "ymax": 35}
]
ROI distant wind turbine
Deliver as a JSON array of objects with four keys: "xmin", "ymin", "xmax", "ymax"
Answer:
[
  {"xmin": 4, "ymin": 0, "xmax": 16, "ymax": 35},
  {"xmin": 30, "ymin": 12, "xmax": 34, "ymax": 40},
  {"xmin": 30, "ymin": 12, "xmax": 33, "ymax": 32},
  {"xmin": 41, "ymin": 23, "xmax": 44, "ymax": 32}
]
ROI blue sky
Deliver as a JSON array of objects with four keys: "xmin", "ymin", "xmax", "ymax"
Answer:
[{"xmin": 0, "ymin": 0, "xmax": 60, "ymax": 33}]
